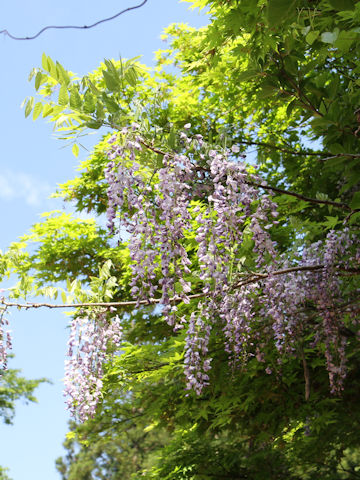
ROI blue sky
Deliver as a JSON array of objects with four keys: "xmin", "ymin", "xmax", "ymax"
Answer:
[{"xmin": 0, "ymin": 2, "xmax": 208, "ymax": 479}]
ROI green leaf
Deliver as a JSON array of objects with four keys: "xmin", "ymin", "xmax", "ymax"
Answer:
[
  {"xmin": 56, "ymin": 61, "xmax": 70, "ymax": 86},
  {"xmin": 235, "ymin": 69, "xmax": 259, "ymax": 82},
  {"xmin": 86, "ymin": 119, "xmax": 102, "ymax": 129},
  {"xmin": 32, "ymin": 102, "xmax": 43, "ymax": 120},
  {"xmin": 267, "ymin": 0, "xmax": 298, "ymax": 26},
  {"xmin": 258, "ymin": 84, "xmax": 277, "ymax": 99},
  {"xmin": 334, "ymin": 30, "xmax": 358, "ymax": 52},
  {"xmin": 321, "ymin": 31, "xmax": 338, "ymax": 44},
  {"xmin": 28, "ymin": 68, "xmax": 37, "ymax": 82},
  {"xmin": 323, "ymin": 216, "xmax": 340, "ymax": 230},
  {"xmin": 47, "ymin": 56, "xmax": 57, "ymax": 79},
  {"xmin": 41, "ymin": 53, "xmax": 48, "ymax": 71},
  {"xmin": 24, "ymin": 97, "xmax": 34, "ymax": 118},
  {"xmin": 87, "ymin": 80, "xmax": 100, "ymax": 96},
  {"xmin": 329, "ymin": 0, "xmax": 355, "ymax": 11},
  {"xmin": 124, "ymin": 67, "xmax": 138, "ymax": 87},
  {"xmin": 103, "ymin": 70, "xmax": 120, "ymax": 92},
  {"xmin": 102, "ymin": 94, "xmax": 120, "ymax": 113},
  {"xmin": 350, "ymin": 191, "xmax": 360, "ymax": 209},
  {"xmin": 72, "ymin": 143, "xmax": 79, "ymax": 158},
  {"xmin": 305, "ymin": 31, "xmax": 319, "ymax": 45},
  {"xmin": 286, "ymin": 99, "xmax": 297, "ymax": 116},
  {"xmin": 69, "ymin": 87, "xmax": 82, "ymax": 109},
  {"xmin": 83, "ymin": 90, "xmax": 96, "ymax": 113},
  {"xmin": 168, "ymin": 129, "xmax": 176, "ymax": 149},
  {"xmin": 58, "ymin": 85, "xmax": 69, "ymax": 106},
  {"xmin": 349, "ymin": 211, "xmax": 360, "ymax": 224},
  {"xmin": 42, "ymin": 104, "xmax": 53, "ymax": 118},
  {"xmin": 34, "ymin": 72, "xmax": 45, "ymax": 91}
]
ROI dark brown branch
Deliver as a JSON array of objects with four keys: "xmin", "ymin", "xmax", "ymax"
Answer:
[
  {"xmin": 235, "ymin": 264, "xmax": 360, "ymax": 289},
  {"xmin": 251, "ymin": 181, "xmax": 352, "ymax": 211},
  {"xmin": 247, "ymin": 264, "xmax": 325, "ymax": 278},
  {"xmin": 139, "ymin": 138, "xmax": 168, "ymax": 157},
  {"xmin": 0, "ymin": 1, "xmax": 148, "ymax": 40},
  {"xmin": 344, "ymin": 209, "xmax": 360, "ymax": 224},
  {"xmin": 236, "ymin": 139, "xmax": 328, "ymax": 157},
  {"xmin": 320, "ymin": 153, "xmax": 360, "ymax": 162},
  {"xmin": 114, "ymin": 127, "xmax": 354, "ymax": 212},
  {"xmin": 280, "ymin": 68, "xmax": 324, "ymax": 117},
  {"xmin": 302, "ymin": 351, "xmax": 311, "ymax": 401},
  {"xmin": 234, "ymin": 265, "xmax": 325, "ymax": 288}
]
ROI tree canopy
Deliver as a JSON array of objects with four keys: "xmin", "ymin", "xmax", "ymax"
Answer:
[
  {"xmin": 1, "ymin": 0, "xmax": 360, "ymax": 478},
  {"xmin": 0, "ymin": 363, "xmax": 46, "ymax": 477}
]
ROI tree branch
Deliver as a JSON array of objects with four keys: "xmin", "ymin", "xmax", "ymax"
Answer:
[
  {"xmin": 279, "ymin": 68, "xmax": 324, "ymax": 118},
  {"xmin": 302, "ymin": 350, "xmax": 311, "ymax": 401},
  {"xmin": 2, "ymin": 264, "xmax": 358, "ymax": 311},
  {"xmin": 236, "ymin": 139, "xmax": 328, "ymax": 157},
  {"xmin": 251, "ymin": 181, "xmax": 353, "ymax": 211},
  {"xmin": 320, "ymin": 153, "xmax": 360, "ymax": 162},
  {"xmin": 111, "ymin": 126, "xmax": 354, "ymax": 212},
  {"xmin": 0, "ymin": 0, "xmax": 148, "ymax": 40}
]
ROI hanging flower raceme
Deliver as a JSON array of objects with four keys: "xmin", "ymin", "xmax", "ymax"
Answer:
[
  {"xmin": 104, "ymin": 127, "xmax": 279, "ymax": 390},
  {"xmin": 261, "ymin": 229, "xmax": 360, "ymax": 392},
  {"xmin": 104, "ymin": 125, "xmax": 360, "ymax": 397},
  {"xmin": 106, "ymin": 127, "xmax": 197, "ymax": 327},
  {"xmin": 64, "ymin": 308, "xmax": 122, "ymax": 422},
  {"xmin": 0, "ymin": 304, "xmax": 12, "ymax": 371}
]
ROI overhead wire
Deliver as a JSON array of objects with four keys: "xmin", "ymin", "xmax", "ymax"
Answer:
[{"xmin": 0, "ymin": 0, "xmax": 148, "ymax": 40}]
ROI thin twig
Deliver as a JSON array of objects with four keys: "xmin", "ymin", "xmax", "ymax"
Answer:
[
  {"xmin": 251, "ymin": 181, "xmax": 352, "ymax": 211},
  {"xmin": 139, "ymin": 138, "xmax": 168, "ymax": 156},
  {"xmin": 344, "ymin": 209, "xmax": 360, "ymax": 224},
  {"xmin": 0, "ymin": 1, "xmax": 148, "ymax": 40},
  {"xmin": 114, "ymin": 127, "xmax": 354, "ymax": 212},
  {"xmin": 236, "ymin": 139, "xmax": 328, "ymax": 157},
  {"xmin": 280, "ymin": 68, "xmax": 324, "ymax": 118}
]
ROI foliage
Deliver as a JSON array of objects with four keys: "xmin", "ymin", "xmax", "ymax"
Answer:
[
  {"xmin": 1, "ymin": 0, "xmax": 360, "ymax": 478},
  {"xmin": 0, "ymin": 364, "xmax": 46, "ymax": 425},
  {"xmin": 0, "ymin": 361, "xmax": 46, "ymax": 478},
  {"xmin": 0, "ymin": 467, "xmax": 11, "ymax": 480}
]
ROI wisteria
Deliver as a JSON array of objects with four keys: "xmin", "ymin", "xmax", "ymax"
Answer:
[
  {"xmin": 0, "ymin": 304, "xmax": 12, "ymax": 371},
  {"xmin": 261, "ymin": 229, "xmax": 360, "ymax": 392},
  {"xmin": 106, "ymin": 127, "xmax": 196, "ymax": 326},
  {"xmin": 1, "ymin": 125, "xmax": 358, "ymax": 421},
  {"xmin": 104, "ymin": 125, "xmax": 360, "ymax": 400},
  {"xmin": 64, "ymin": 308, "xmax": 122, "ymax": 421}
]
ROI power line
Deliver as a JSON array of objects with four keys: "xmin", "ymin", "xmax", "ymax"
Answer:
[{"xmin": 0, "ymin": 0, "xmax": 148, "ymax": 41}]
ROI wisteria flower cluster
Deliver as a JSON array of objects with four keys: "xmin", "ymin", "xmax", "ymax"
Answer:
[
  {"xmin": 106, "ymin": 126, "xmax": 197, "ymax": 326},
  {"xmin": 262, "ymin": 229, "xmax": 360, "ymax": 392},
  {"xmin": 104, "ymin": 125, "xmax": 359, "ymax": 398},
  {"xmin": 64, "ymin": 308, "xmax": 122, "ymax": 421},
  {"xmin": 0, "ymin": 305, "xmax": 12, "ymax": 371},
  {"xmin": 105, "ymin": 126, "xmax": 277, "ymax": 391}
]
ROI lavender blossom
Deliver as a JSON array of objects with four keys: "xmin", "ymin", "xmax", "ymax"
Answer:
[{"xmin": 64, "ymin": 310, "xmax": 122, "ymax": 421}]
